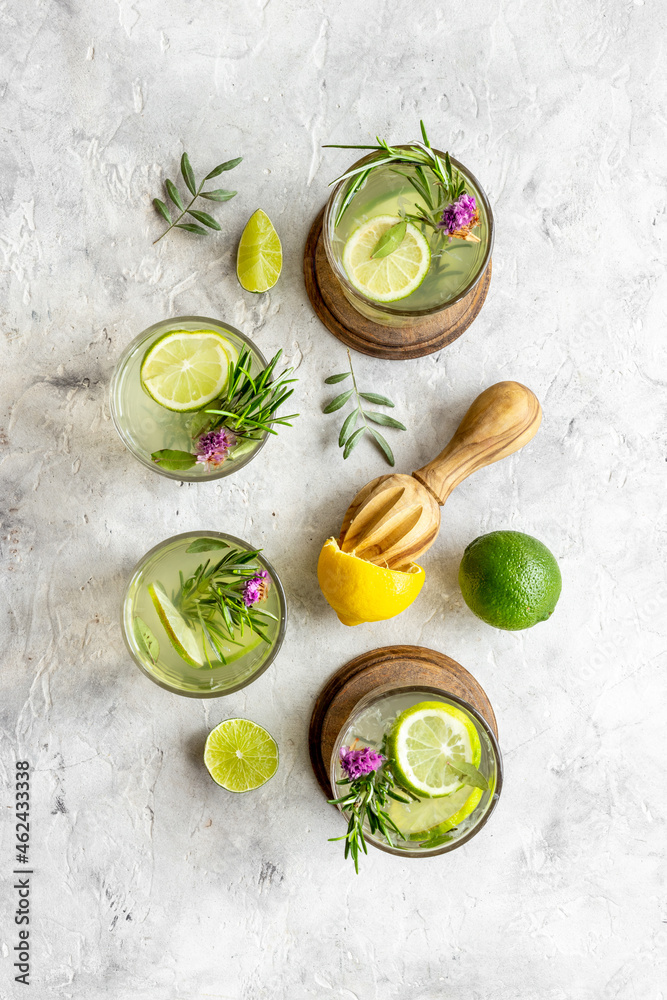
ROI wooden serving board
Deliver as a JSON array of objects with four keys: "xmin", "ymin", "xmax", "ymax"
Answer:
[
  {"xmin": 303, "ymin": 208, "xmax": 492, "ymax": 360},
  {"xmin": 308, "ymin": 645, "xmax": 498, "ymax": 798}
]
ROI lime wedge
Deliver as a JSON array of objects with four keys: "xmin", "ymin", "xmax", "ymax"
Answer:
[
  {"xmin": 140, "ymin": 329, "xmax": 236, "ymax": 412},
  {"xmin": 204, "ymin": 718, "xmax": 278, "ymax": 792},
  {"xmin": 237, "ymin": 209, "xmax": 282, "ymax": 292},
  {"xmin": 148, "ymin": 582, "xmax": 202, "ymax": 667},
  {"xmin": 388, "ymin": 784, "xmax": 483, "ymax": 841},
  {"xmin": 342, "ymin": 215, "xmax": 430, "ymax": 303},
  {"xmin": 387, "ymin": 701, "xmax": 481, "ymax": 798}
]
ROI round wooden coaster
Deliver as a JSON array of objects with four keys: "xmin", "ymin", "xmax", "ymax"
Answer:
[
  {"xmin": 303, "ymin": 208, "xmax": 492, "ymax": 360},
  {"xmin": 308, "ymin": 645, "xmax": 498, "ymax": 798}
]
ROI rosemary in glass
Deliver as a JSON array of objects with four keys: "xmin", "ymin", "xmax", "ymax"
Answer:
[
  {"xmin": 328, "ymin": 754, "xmax": 416, "ymax": 874},
  {"xmin": 324, "ymin": 120, "xmax": 479, "ymax": 261},
  {"xmin": 166, "ymin": 538, "xmax": 276, "ymax": 668},
  {"xmin": 152, "ymin": 348, "xmax": 298, "ymax": 471}
]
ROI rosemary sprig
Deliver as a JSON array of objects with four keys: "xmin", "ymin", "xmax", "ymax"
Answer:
[
  {"xmin": 151, "ymin": 349, "xmax": 299, "ymax": 471},
  {"xmin": 324, "ymin": 120, "xmax": 473, "ymax": 244},
  {"xmin": 163, "ymin": 538, "xmax": 276, "ymax": 667},
  {"xmin": 200, "ymin": 348, "xmax": 298, "ymax": 441},
  {"xmin": 328, "ymin": 758, "xmax": 416, "ymax": 874},
  {"xmin": 328, "ymin": 741, "xmax": 489, "ymax": 870},
  {"xmin": 152, "ymin": 152, "xmax": 241, "ymax": 244},
  {"xmin": 323, "ymin": 348, "xmax": 405, "ymax": 466}
]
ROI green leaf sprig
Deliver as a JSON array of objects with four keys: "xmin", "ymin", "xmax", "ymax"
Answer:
[
  {"xmin": 323, "ymin": 349, "xmax": 405, "ymax": 466},
  {"xmin": 324, "ymin": 121, "xmax": 480, "ymax": 280},
  {"xmin": 328, "ymin": 742, "xmax": 490, "ymax": 870},
  {"xmin": 200, "ymin": 348, "xmax": 298, "ymax": 440},
  {"xmin": 152, "ymin": 152, "xmax": 241, "ymax": 244},
  {"xmin": 159, "ymin": 538, "xmax": 277, "ymax": 667},
  {"xmin": 325, "ymin": 120, "xmax": 466, "ymax": 229},
  {"xmin": 328, "ymin": 758, "xmax": 416, "ymax": 874},
  {"xmin": 151, "ymin": 349, "xmax": 299, "ymax": 472}
]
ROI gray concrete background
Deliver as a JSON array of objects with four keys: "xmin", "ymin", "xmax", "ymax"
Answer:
[{"xmin": 1, "ymin": 1, "xmax": 665, "ymax": 997}]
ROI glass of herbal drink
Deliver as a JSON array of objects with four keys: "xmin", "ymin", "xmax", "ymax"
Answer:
[
  {"xmin": 110, "ymin": 316, "xmax": 297, "ymax": 481},
  {"xmin": 121, "ymin": 531, "xmax": 287, "ymax": 697},
  {"xmin": 322, "ymin": 122, "xmax": 493, "ymax": 328},
  {"xmin": 328, "ymin": 683, "xmax": 502, "ymax": 869}
]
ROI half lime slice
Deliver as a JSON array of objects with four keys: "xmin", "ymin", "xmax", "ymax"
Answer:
[
  {"xmin": 388, "ymin": 784, "xmax": 484, "ymax": 841},
  {"xmin": 387, "ymin": 701, "xmax": 481, "ymax": 798},
  {"xmin": 237, "ymin": 209, "xmax": 282, "ymax": 293},
  {"xmin": 140, "ymin": 329, "xmax": 236, "ymax": 412},
  {"xmin": 342, "ymin": 215, "xmax": 430, "ymax": 303},
  {"xmin": 148, "ymin": 582, "xmax": 202, "ymax": 667},
  {"xmin": 204, "ymin": 718, "xmax": 278, "ymax": 792},
  {"xmin": 205, "ymin": 630, "xmax": 264, "ymax": 666}
]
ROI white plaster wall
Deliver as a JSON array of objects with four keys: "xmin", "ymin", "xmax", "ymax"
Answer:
[{"xmin": 0, "ymin": 1, "xmax": 665, "ymax": 997}]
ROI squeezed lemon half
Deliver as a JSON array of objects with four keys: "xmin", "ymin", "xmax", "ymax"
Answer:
[{"xmin": 317, "ymin": 537, "xmax": 424, "ymax": 626}]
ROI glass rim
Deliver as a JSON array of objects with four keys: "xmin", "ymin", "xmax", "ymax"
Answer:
[
  {"xmin": 322, "ymin": 148, "xmax": 495, "ymax": 317},
  {"xmin": 109, "ymin": 316, "xmax": 269, "ymax": 482},
  {"xmin": 120, "ymin": 530, "xmax": 288, "ymax": 698},
  {"xmin": 329, "ymin": 681, "xmax": 503, "ymax": 858}
]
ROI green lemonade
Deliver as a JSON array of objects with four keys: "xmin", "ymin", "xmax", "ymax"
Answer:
[
  {"xmin": 332, "ymin": 687, "xmax": 500, "ymax": 853},
  {"xmin": 110, "ymin": 317, "xmax": 266, "ymax": 481},
  {"xmin": 122, "ymin": 532, "xmax": 286, "ymax": 696}
]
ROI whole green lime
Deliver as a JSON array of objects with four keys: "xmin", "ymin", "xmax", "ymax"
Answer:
[{"xmin": 458, "ymin": 530, "xmax": 561, "ymax": 631}]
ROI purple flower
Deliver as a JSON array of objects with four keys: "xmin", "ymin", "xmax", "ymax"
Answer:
[
  {"xmin": 242, "ymin": 570, "xmax": 269, "ymax": 607},
  {"xmin": 438, "ymin": 193, "xmax": 478, "ymax": 234},
  {"xmin": 195, "ymin": 428, "xmax": 236, "ymax": 468},
  {"xmin": 339, "ymin": 745, "xmax": 385, "ymax": 780}
]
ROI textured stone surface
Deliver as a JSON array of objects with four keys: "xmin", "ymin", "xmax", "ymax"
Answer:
[{"xmin": 1, "ymin": 1, "xmax": 666, "ymax": 997}]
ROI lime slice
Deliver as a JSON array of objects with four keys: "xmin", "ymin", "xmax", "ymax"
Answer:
[
  {"xmin": 388, "ymin": 785, "xmax": 483, "ymax": 841},
  {"xmin": 387, "ymin": 701, "xmax": 481, "ymax": 798},
  {"xmin": 204, "ymin": 718, "xmax": 278, "ymax": 792},
  {"xmin": 237, "ymin": 209, "xmax": 282, "ymax": 292},
  {"xmin": 208, "ymin": 630, "xmax": 264, "ymax": 665},
  {"xmin": 342, "ymin": 215, "xmax": 430, "ymax": 303},
  {"xmin": 140, "ymin": 329, "xmax": 236, "ymax": 412},
  {"xmin": 148, "ymin": 582, "xmax": 202, "ymax": 667}
]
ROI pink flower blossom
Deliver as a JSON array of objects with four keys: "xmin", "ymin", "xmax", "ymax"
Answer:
[
  {"xmin": 242, "ymin": 570, "xmax": 269, "ymax": 607},
  {"xmin": 339, "ymin": 746, "xmax": 384, "ymax": 780},
  {"xmin": 195, "ymin": 429, "xmax": 236, "ymax": 468},
  {"xmin": 438, "ymin": 193, "xmax": 477, "ymax": 234}
]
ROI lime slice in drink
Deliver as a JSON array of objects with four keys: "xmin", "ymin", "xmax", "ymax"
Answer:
[
  {"xmin": 388, "ymin": 784, "xmax": 484, "ymax": 841},
  {"xmin": 237, "ymin": 209, "xmax": 282, "ymax": 292},
  {"xmin": 204, "ymin": 718, "xmax": 279, "ymax": 792},
  {"xmin": 148, "ymin": 582, "xmax": 202, "ymax": 667},
  {"xmin": 207, "ymin": 630, "xmax": 264, "ymax": 665},
  {"xmin": 342, "ymin": 215, "xmax": 430, "ymax": 303},
  {"xmin": 387, "ymin": 701, "xmax": 482, "ymax": 798},
  {"xmin": 140, "ymin": 329, "xmax": 236, "ymax": 412}
]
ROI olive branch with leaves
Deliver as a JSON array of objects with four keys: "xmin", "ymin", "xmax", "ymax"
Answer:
[{"xmin": 152, "ymin": 151, "xmax": 242, "ymax": 243}]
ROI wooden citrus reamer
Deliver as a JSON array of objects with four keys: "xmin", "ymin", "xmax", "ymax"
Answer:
[{"xmin": 338, "ymin": 381, "xmax": 542, "ymax": 570}]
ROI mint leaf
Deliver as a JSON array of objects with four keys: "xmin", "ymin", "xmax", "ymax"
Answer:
[
  {"xmin": 151, "ymin": 449, "xmax": 197, "ymax": 471},
  {"xmin": 186, "ymin": 539, "xmax": 230, "ymax": 553},
  {"xmin": 370, "ymin": 220, "xmax": 406, "ymax": 259},
  {"xmin": 445, "ymin": 760, "xmax": 489, "ymax": 791}
]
